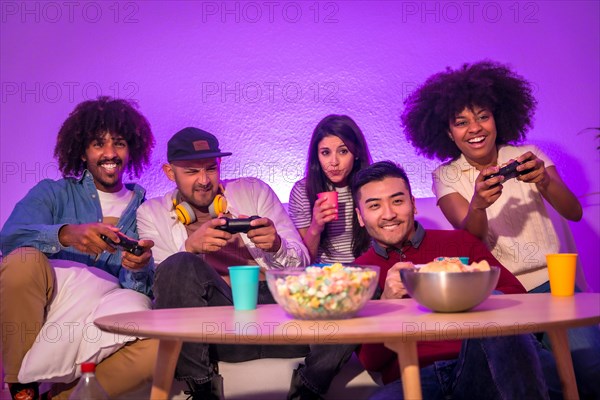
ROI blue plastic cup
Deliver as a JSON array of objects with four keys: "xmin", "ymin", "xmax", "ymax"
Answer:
[{"xmin": 228, "ymin": 266, "xmax": 260, "ymax": 310}]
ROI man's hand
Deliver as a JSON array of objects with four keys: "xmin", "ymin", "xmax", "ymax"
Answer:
[
  {"xmin": 382, "ymin": 262, "xmax": 415, "ymax": 299},
  {"xmin": 246, "ymin": 217, "xmax": 281, "ymax": 253},
  {"xmin": 121, "ymin": 238, "xmax": 154, "ymax": 270},
  {"xmin": 58, "ymin": 223, "xmax": 121, "ymax": 257},
  {"xmin": 185, "ymin": 218, "xmax": 232, "ymax": 254}
]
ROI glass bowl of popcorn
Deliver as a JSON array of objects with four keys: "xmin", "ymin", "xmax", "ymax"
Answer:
[
  {"xmin": 266, "ymin": 263, "xmax": 380, "ymax": 320},
  {"xmin": 400, "ymin": 258, "xmax": 500, "ymax": 313}
]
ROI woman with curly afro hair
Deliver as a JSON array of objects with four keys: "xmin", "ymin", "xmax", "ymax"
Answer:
[{"xmin": 402, "ymin": 61, "xmax": 598, "ymax": 398}]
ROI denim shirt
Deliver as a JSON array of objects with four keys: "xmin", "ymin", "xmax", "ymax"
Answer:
[{"xmin": 0, "ymin": 171, "xmax": 154, "ymax": 296}]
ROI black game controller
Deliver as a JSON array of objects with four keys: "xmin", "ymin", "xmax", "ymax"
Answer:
[
  {"xmin": 101, "ymin": 233, "xmax": 144, "ymax": 256},
  {"xmin": 215, "ymin": 216, "xmax": 261, "ymax": 234},
  {"xmin": 484, "ymin": 160, "xmax": 525, "ymax": 182}
]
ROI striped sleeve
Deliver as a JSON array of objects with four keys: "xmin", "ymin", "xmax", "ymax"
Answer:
[{"xmin": 288, "ymin": 178, "xmax": 312, "ymax": 229}]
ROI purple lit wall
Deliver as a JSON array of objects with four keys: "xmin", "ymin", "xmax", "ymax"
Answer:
[{"xmin": 1, "ymin": 1, "xmax": 598, "ymax": 290}]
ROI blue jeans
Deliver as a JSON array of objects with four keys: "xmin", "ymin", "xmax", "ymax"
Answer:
[
  {"xmin": 530, "ymin": 281, "xmax": 600, "ymax": 398},
  {"xmin": 153, "ymin": 252, "xmax": 310, "ymax": 385},
  {"xmin": 369, "ymin": 334, "xmax": 552, "ymax": 400}
]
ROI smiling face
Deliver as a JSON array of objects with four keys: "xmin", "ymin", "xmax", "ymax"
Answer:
[
  {"xmin": 82, "ymin": 132, "xmax": 130, "ymax": 193},
  {"xmin": 163, "ymin": 158, "xmax": 221, "ymax": 211},
  {"xmin": 317, "ymin": 134, "xmax": 356, "ymax": 187},
  {"xmin": 449, "ymin": 106, "xmax": 498, "ymax": 169},
  {"xmin": 355, "ymin": 176, "xmax": 416, "ymax": 249}
]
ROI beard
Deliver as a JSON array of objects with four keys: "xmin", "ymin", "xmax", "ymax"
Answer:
[
  {"xmin": 95, "ymin": 176, "xmax": 122, "ymax": 189},
  {"xmin": 87, "ymin": 158, "xmax": 125, "ymax": 192},
  {"xmin": 183, "ymin": 184, "xmax": 218, "ymax": 210}
]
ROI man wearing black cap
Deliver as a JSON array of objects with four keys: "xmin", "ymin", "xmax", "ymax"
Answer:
[{"xmin": 136, "ymin": 127, "xmax": 312, "ymax": 399}]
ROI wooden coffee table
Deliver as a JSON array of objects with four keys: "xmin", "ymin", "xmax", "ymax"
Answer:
[{"xmin": 95, "ymin": 293, "xmax": 600, "ymax": 400}]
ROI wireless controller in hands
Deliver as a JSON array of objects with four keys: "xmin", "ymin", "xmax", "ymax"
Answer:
[
  {"xmin": 101, "ymin": 233, "xmax": 144, "ymax": 256},
  {"xmin": 215, "ymin": 216, "xmax": 261, "ymax": 234},
  {"xmin": 484, "ymin": 160, "xmax": 529, "ymax": 182}
]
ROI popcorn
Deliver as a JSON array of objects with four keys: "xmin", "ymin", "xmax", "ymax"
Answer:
[
  {"xmin": 419, "ymin": 258, "xmax": 491, "ymax": 273},
  {"xmin": 272, "ymin": 263, "xmax": 378, "ymax": 319}
]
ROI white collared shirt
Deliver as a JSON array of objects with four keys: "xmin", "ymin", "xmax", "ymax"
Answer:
[{"xmin": 137, "ymin": 177, "xmax": 310, "ymax": 270}]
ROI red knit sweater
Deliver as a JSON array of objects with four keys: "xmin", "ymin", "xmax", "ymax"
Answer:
[{"xmin": 355, "ymin": 228, "xmax": 526, "ymax": 384}]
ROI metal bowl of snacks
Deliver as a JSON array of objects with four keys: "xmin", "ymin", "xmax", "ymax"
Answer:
[
  {"xmin": 400, "ymin": 258, "xmax": 500, "ymax": 312},
  {"xmin": 266, "ymin": 263, "xmax": 380, "ymax": 320}
]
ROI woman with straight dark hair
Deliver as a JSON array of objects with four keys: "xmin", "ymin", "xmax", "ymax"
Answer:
[
  {"xmin": 288, "ymin": 114, "xmax": 372, "ymax": 263},
  {"xmin": 286, "ymin": 115, "xmax": 373, "ymax": 400}
]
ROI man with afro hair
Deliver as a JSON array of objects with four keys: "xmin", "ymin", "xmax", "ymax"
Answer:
[{"xmin": 1, "ymin": 97, "xmax": 158, "ymax": 400}]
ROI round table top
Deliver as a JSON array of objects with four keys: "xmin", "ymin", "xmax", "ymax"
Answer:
[{"xmin": 94, "ymin": 293, "xmax": 600, "ymax": 345}]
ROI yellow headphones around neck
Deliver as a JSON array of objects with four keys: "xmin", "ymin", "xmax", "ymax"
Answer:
[{"xmin": 172, "ymin": 188, "xmax": 228, "ymax": 225}]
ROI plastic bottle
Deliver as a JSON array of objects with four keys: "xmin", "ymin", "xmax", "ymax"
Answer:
[{"xmin": 68, "ymin": 363, "xmax": 109, "ymax": 400}]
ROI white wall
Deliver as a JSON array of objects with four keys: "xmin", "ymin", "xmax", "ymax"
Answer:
[{"xmin": 1, "ymin": 1, "xmax": 598, "ymax": 290}]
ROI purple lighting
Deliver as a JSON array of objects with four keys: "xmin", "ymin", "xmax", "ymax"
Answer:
[{"xmin": 1, "ymin": 1, "xmax": 598, "ymax": 290}]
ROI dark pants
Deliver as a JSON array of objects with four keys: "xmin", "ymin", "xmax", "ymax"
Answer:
[
  {"xmin": 370, "ymin": 334, "xmax": 555, "ymax": 400},
  {"xmin": 294, "ymin": 280, "xmax": 386, "ymax": 394},
  {"xmin": 153, "ymin": 252, "xmax": 354, "ymax": 393}
]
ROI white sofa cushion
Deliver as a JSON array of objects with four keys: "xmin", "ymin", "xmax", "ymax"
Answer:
[{"xmin": 18, "ymin": 260, "xmax": 150, "ymax": 383}]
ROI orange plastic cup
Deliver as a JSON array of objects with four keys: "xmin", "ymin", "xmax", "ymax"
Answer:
[
  {"xmin": 317, "ymin": 191, "xmax": 338, "ymax": 220},
  {"xmin": 546, "ymin": 253, "xmax": 577, "ymax": 296}
]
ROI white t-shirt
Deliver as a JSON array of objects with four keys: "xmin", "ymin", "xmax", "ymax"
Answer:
[
  {"xmin": 97, "ymin": 186, "xmax": 134, "ymax": 220},
  {"xmin": 432, "ymin": 144, "xmax": 559, "ymax": 291},
  {"xmin": 288, "ymin": 178, "xmax": 355, "ymax": 264}
]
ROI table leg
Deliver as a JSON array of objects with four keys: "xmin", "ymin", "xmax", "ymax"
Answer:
[
  {"xmin": 546, "ymin": 328, "xmax": 579, "ymax": 400},
  {"xmin": 0, "ymin": 346, "xmax": 3, "ymax": 390},
  {"xmin": 385, "ymin": 340, "xmax": 422, "ymax": 400},
  {"xmin": 150, "ymin": 339, "xmax": 183, "ymax": 400}
]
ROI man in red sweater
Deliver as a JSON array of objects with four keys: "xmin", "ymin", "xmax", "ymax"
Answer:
[{"xmin": 351, "ymin": 161, "xmax": 557, "ymax": 399}]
